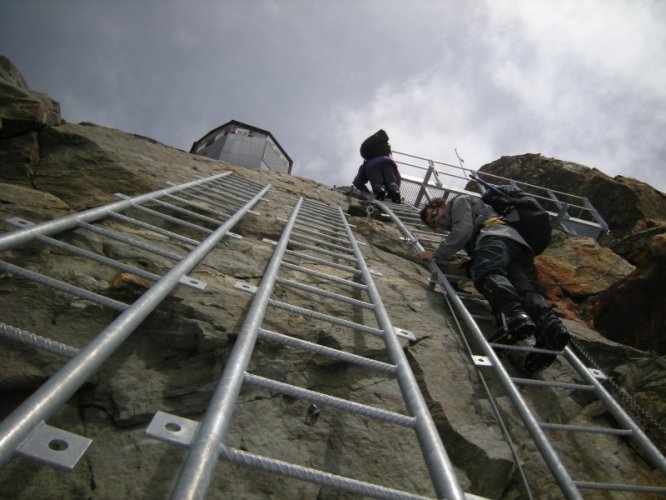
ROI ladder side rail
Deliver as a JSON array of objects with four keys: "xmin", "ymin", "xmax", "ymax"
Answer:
[
  {"xmin": 373, "ymin": 200, "xmax": 583, "ymax": 500},
  {"xmin": 0, "ymin": 183, "xmax": 271, "ymax": 469},
  {"xmin": 338, "ymin": 205, "xmax": 466, "ymax": 500},
  {"xmin": 170, "ymin": 196, "xmax": 304, "ymax": 500},
  {"xmin": 0, "ymin": 171, "xmax": 231, "ymax": 252},
  {"xmin": 564, "ymin": 347, "xmax": 666, "ymax": 474}
]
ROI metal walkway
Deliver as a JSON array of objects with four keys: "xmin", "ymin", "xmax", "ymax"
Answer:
[
  {"xmin": 391, "ymin": 151, "xmax": 609, "ymax": 241},
  {"xmin": 372, "ymin": 199, "xmax": 666, "ymax": 499},
  {"xmin": 0, "ymin": 171, "xmax": 270, "ymax": 470},
  {"xmin": 146, "ymin": 197, "xmax": 469, "ymax": 499}
]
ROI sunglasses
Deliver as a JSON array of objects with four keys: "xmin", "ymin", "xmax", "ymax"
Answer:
[{"xmin": 427, "ymin": 206, "xmax": 440, "ymax": 227}]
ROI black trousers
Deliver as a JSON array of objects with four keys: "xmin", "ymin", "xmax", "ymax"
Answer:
[
  {"xmin": 472, "ymin": 236, "xmax": 552, "ymax": 320},
  {"xmin": 366, "ymin": 162, "xmax": 398, "ymax": 194}
]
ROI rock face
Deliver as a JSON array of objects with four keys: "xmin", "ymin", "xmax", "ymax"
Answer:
[
  {"xmin": 478, "ymin": 154, "xmax": 666, "ymax": 355},
  {"xmin": 1, "ymin": 59, "xmax": 666, "ymax": 498}
]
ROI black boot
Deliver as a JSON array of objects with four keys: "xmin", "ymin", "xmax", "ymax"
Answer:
[
  {"xmin": 372, "ymin": 185, "xmax": 386, "ymax": 201},
  {"xmin": 495, "ymin": 302, "xmax": 536, "ymax": 344},
  {"xmin": 523, "ymin": 313, "xmax": 570, "ymax": 374},
  {"xmin": 387, "ymin": 184, "xmax": 401, "ymax": 203},
  {"xmin": 476, "ymin": 276, "xmax": 535, "ymax": 343}
]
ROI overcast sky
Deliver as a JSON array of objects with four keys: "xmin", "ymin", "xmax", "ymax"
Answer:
[{"xmin": 2, "ymin": 0, "xmax": 665, "ymax": 192}]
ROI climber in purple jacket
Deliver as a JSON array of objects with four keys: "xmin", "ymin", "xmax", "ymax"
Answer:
[{"xmin": 352, "ymin": 129, "xmax": 402, "ymax": 203}]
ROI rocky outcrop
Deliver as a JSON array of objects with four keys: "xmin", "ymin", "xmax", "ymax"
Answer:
[
  {"xmin": 476, "ymin": 154, "xmax": 666, "ymax": 356},
  {"xmin": 1, "ymin": 58, "xmax": 665, "ymax": 498},
  {"xmin": 477, "ymin": 153, "xmax": 666, "ymax": 238}
]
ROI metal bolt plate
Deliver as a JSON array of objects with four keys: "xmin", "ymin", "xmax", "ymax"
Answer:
[
  {"xmin": 145, "ymin": 410, "xmax": 198, "ymax": 447},
  {"xmin": 472, "ymin": 355, "xmax": 492, "ymax": 367},
  {"xmin": 394, "ymin": 328, "xmax": 416, "ymax": 342},
  {"xmin": 235, "ymin": 281, "xmax": 258, "ymax": 294},
  {"xmin": 16, "ymin": 423, "xmax": 92, "ymax": 470}
]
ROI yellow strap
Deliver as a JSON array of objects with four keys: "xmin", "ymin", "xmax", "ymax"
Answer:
[{"xmin": 482, "ymin": 216, "xmax": 505, "ymax": 227}]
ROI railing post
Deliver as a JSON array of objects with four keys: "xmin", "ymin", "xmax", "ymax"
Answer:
[{"xmin": 413, "ymin": 160, "xmax": 436, "ymax": 208}]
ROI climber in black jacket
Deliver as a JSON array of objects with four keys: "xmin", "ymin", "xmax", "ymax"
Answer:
[
  {"xmin": 419, "ymin": 194, "xmax": 570, "ymax": 374},
  {"xmin": 352, "ymin": 129, "xmax": 402, "ymax": 203}
]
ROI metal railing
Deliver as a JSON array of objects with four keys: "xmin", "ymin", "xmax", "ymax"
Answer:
[{"xmin": 391, "ymin": 151, "xmax": 609, "ymax": 240}]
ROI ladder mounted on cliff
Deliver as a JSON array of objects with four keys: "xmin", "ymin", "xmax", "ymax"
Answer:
[
  {"xmin": 146, "ymin": 197, "xmax": 469, "ymax": 499},
  {"xmin": 373, "ymin": 199, "xmax": 666, "ymax": 499},
  {"xmin": 0, "ymin": 171, "xmax": 270, "ymax": 471}
]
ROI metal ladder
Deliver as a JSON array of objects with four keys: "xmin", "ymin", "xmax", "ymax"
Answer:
[
  {"xmin": 146, "ymin": 197, "xmax": 469, "ymax": 499},
  {"xmin": 372, "ymin": 199, "xmax": 666, "ymax": 498},
  {"xmin": 0, "ymin": 171, "xmax": 270, "ymax": 471}
]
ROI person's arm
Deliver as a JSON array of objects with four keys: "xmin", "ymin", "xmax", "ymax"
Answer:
[{"xmin": 432, "ymin": 197, "xmax": 475, "ymax": 262}]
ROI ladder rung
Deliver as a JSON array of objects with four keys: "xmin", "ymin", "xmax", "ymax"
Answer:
[
  {"xmin": 284, "ymin": 250, "xmax": 360, "ymax": 275},
  {"xmin": 267, "ymin": 299, "xmax": 383, "ymax": 337},
  {"xmin": 164, "ymin": 192, "xmax": 230, "ymax": 219},
  {"xmin": 293, "ymin": 220, "xmax": 345, "ymax": 239},
  {"xmin": 540, "ymin": 422, "xmax": 633, "ymax": 436},
  {"xmin": 298, "ymin": 215, "xmax": 345, "ymax": 233},
  {"xmin": 257, "ymin": 328, "xmax": 396, "ymax": 374},
  {"xmin": 79, "ymin": 222, "xmax": 183, "ymax": 261},
  {"xmin": 291, "ymin": 225, "xmax": 350, "ymax": 246},
  {"xmin": 280, "ymin": 262, "xmax": 367, "ymax": 290},
  {"xmin": 275, "ymin": 278, "xmax": 374, "ymax": 309},
  {"xmin": 0, "ymin": 260, "xmax": 128, "ymax": 311},
  {"xmin": 490, "ymin": 343, "xmax": 565, "ymax": 355},
  {"xmin": 108, "ymin": 212, "xmax": 200, "ymax": 246},
  {"xmin": 288, "ymin": 240, "xmax": 357, "ymax": 263},
  {"xmin": 1, "ymin": 322, "xmax": 79, "ymax": 358},
  {"xmin": 219, "ymin": 445, "xmax": 429, "ymax": 500},
  {"xmin": 291, "ymin": 231, "xmax": 354, "ymax": 255},
  {"xmin": 243, "ymin": 373, "xmax": 415, "ymax": 427},
  {"xmin": 149, "ymin": 197, "xmax": 222, "ymax": 226},
  {"xmin": 511, "ymin": 377, "xmax": 595, "ymax": 391},
  {"xmin": 574, "ymin": 480, "xmax": 666, "ymax": 494},
  {"xmin": 119, "ymin": 198, "xmax": 213, "ymax": 234}
]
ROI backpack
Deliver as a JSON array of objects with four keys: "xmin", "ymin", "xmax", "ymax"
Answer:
[
  {"xmin": 360, "ymin": 129, "xmax": 391, "ymax": 160},
  {"xmin": 481, "ymin": 184, "xmax": 552, "ymax": 255}
]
